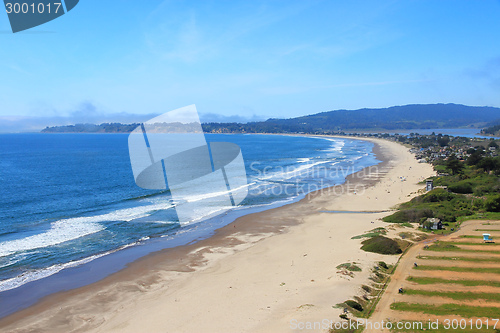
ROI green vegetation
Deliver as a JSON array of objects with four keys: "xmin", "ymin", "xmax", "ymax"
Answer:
[
  {"xmin": 414, "ymin": 265, "xmax": 500, "ymax": 274},
  {"xmin": 383, "ymin": 188, "xmax": 474, "ymax": 224},
  {"xmin": 42, "ymin": 123, "xmax": 140, "ymax": 133},
  {"xmin": 361, "ymin": 285, "xmax": 371, "ymax": 293},
  {"xmin": 336, "ymin": 263, "xmax": 362, "ymax": 272},
  {"xmin": 345, "ymin": 300, "xmax": 363, "ymax": 312},
  {"xmin": 457, "ymin": 212, "xmax": 500, "ymax": 222},
  {"xmin": 390, "ymin": 302, "xmax": 500, "ymax": 318},
  {"xmin": 424, "ymin": 241, "xmax": 500, "ymax": 253},
  {"xmin": 388, "ymin": 321, "xmax": 500, "ymax": 333},
  {"xmin": 361, "ymin": 236, "xmax": 402, "ymax": 255},
  {"xmin": 425, "ymin": 242, "xmax": 460, "ymax": 251},
  {"xmin": 407, "ymin": 276, "xmax": 500, "ymax": 288},
  {"xmin": 351, "ymin": 227, "xmax": 387, "ymax": 239},
  {"xmin": 403, "ymin": 289, "xmax": 500, "ymax": 302},
  {"xmin": 378, "ymin": 261, "xmax": 389, "ymax": 269},
  {"xmin": 417, "ymin": 255, "xmax": 500, "ymax": 262},
  {"xmin": 438, "ymin": 240, "xmax": 499, "ymax": 246},
  {"xmin": 482, "ymin": 123, "xmax": 500, "ymax": 136},
  {"xmin": 384, "ymin": 146, "xmax": 500, "ymax": 228}
]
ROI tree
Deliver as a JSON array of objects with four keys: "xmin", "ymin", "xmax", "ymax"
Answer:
[
  {"xmin": 467, "ymin": 150, "xmax": 483, "ymax": 166},
  {"xmin": 485, "ymin": 194, "xmax": 500, "ymax": 212},
  {"xmin": 488, "ymin": 140, "xmax": 499, "ymax": 149},
  {"xmin": 437, "ymin": 136, "xmax": 450, "ymax": 147},
  {"xmin": 446, "ymin": 154, "xmax": 464, "ymax": 175},
  {"xmin": 478, "ymin": 157, "xmax": 498, "ymax": 173}
]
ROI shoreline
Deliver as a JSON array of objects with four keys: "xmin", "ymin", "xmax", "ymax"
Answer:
[
  {"xmin": 0, "ymin": 133, "xmax": 375, "ymax": 316},
  {"xmin": 0, "ymin": 136, "xmax": 434, "ymax": 332}
]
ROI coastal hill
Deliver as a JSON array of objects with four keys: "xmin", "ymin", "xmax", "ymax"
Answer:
[{"xmin": 41, "ymin": 103, "xmax": 500, "ymax": 133}]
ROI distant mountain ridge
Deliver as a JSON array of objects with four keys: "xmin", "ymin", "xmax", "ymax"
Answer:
[
  {"xmin": 41, "ymin": 103, "xmax": 500, "ymax": 134},
  {"xmin": 263, "ymin": 103, "xmax": 500, "ymax": 131}
]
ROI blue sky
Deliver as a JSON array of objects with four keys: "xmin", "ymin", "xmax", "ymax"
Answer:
[{"xmin": 1, "ymin": 0, "xmax": 500, "ymax": 130}]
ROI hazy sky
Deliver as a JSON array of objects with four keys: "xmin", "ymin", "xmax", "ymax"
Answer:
[{"xmin": 1, "ymin": 0, "xmax": 500, "ymax": 125}]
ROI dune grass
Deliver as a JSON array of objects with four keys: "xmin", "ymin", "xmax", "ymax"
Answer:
[
  {"xmin": 351, "ymin": 227, "xmax": 387, "ymax": 240},
  {"xmin": 390, "ymin": 302, "xmax": 500, "ymax": 318},
  {"xmin": 407, "ymin": 276, "xmax": 500, "ymax": 288},
  {"xmin": 336, "ymin": 262, "xmax": 362, "ymax": 272},
  {"xmin": 361, "ymin": 236, "xmax": 403, "ymax": 255}
]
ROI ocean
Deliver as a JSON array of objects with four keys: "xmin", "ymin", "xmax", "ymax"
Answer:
[{"xmin": 0, "ymin": 133, "xmax": 379, "ymax": 311}]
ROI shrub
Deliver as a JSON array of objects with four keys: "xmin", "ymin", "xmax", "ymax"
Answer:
[
  {"xmin": 345, "ymin": 300, "xmax": 363, "ymax": 312},
  {"xmin": 485, "ymin": 194, "xmax": 500, "ymax": 212},
  {"xmin": 421, "ymin": 188, "xmax": 454, "ymax": 202},
  {"xmin": 361, "ymin": 236, "xmax": 402, "ymax": 255},
  {"xmin": 448, "ymin": 181, "xmax": 473, "ymax": 194},
  {"xmin": 378, "ymin": 261, "xmax": 389, "ymax": 269},
  {"xmin": 383, "ymin": 208, "xmax": 433, "ymax": 223}
]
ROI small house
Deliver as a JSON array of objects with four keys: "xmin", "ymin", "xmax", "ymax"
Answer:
[{"xmin": 421, "ymin": 218, "xmax": 443, "ymax": 230}]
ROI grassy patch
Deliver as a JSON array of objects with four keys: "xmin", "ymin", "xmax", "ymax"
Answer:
[
  {"xmin": 414, "ymin": 265, "xmax": 500, "ymax": 274},
  {"xmin": 344, "ymin": 300, "xmax": 363, "ymax": 312},
  {"xmin": 407, "ymin": 276, "xmax": 500, "ymax": 288},
  {"xmin": 439, "ymin": 241, "xmax": 499, "ymax": 246},
  {"xmin": 351, "ymin": 227, "xmax": 387, "ymax": 239},
  {"xmin": 388, "ymin": 321, "xmax": 500, "ymax": 333},
  {"xmin": 361, "ymin": 236, "xmax": 402, "ymax": 255},
  {"xmin": 424, "ymin": 242, "xmax": 460, "ymax": 251},
  {"xmin": 417, "ymin": 255, "xmax": 500, "ymax": 263},
  {"xmin": 390, "ymin": 302, "xmax": 500, "ymax": 318},
  {"xmin": 476, "ymin": 229, "xmax": 500, "ymax": 232},
  {"xmin": 399, "ymin": 232, "xmax": 413, "ymax": 240},
  {"xmin": 458, "ymin": 212, "xmax": 500, "ymax": 222},
  {"xmin": 404, "ymin": 289, "xmax": 500, "ymax": 302},
  {"xmin": 382, "ymin": 188, "xmax": 476, "ymax": 226},
  {"xmin": 424, "ymin": 242, "xmax": 500, "ymax": 253},
  {"xmin": 336, "ymin": 263, "xmax": 362, "ymax": 272},
  {"xmin": 460, "ymin": 235, "xmax": 483, "ymax": 238}
]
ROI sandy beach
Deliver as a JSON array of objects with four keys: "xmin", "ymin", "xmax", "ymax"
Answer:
[{"xmin": 0, "ymin": 137, "xmax": 434, "ymax": 333}]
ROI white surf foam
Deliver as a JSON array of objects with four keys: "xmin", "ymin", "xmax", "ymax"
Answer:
[
  {"xmin": 0, "ymin": 240, "xmax": 146, "ymax": 292},
  {"xmin": 0, "ymin": 202, "xmax": 176, "ymax": 258}
]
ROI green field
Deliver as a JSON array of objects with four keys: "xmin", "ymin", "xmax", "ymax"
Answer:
[
  {"xmin": 414, "ymin": 265, "xmax": 500, "ymax": 274},
  {"xmin": 417, "ymin": 255, "xmax": 500, "ymax": 262},
  {"xmin": 403, "ymin": 289, "xmax": 500, "ymax": 302},
  {"xmin": 390, "ymin": 302, "xmax": 500, "ymax": 318},
  {"xmin": 406, "ymin": 276, "xmax": 500, "ymax": 288}
]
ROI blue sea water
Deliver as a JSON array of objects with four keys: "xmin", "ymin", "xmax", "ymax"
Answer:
[{"xmin": 0, "ymin": 133, "xmax": 378, "ymax": 294}]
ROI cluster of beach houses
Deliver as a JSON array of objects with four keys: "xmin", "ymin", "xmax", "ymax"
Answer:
[{"xmin": 411, "ymin": 144, "xmax": 497, "ymax": 163}]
